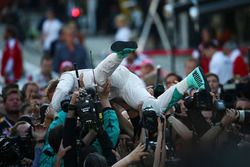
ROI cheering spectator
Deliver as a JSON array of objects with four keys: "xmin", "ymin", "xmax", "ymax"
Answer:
[
  {"xmin": 41, "ymin": 8, "xmax": 62, "ymax": 52},
  {"xmin": 1, "ymin": 25, "xmax": 23, "ymax": 84},
  {"xmin": 223, "ymin": 41, "xmax": 248, "ymax": 77},
  {"xmin": 32, "ymin": 55, "xmax": 58, "ymax": 90},
  {"xmin": 203, "ymin": 41, "xmax": 233, "ymax": 84},
  {"xmin": 53, "ymin": 26, "xmax": 90, "ymax": 73}
]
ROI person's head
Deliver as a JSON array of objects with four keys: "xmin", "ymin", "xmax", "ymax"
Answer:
[
  {"xmin": 40, "ymin": 55, "xmax": 53, "ymax": 76},
  {"xmin": 48, "ymin": 125, "xmax": 63, "ymax": 153},
  {"xmin": 2, "ymin": 84, "xmax": 21, "ymax": 115},
  {"xmin": 22, "ymin": 82, "xmax": 39, "ymax": 101},
  {"xmin": 184, "ymin": 58, "xmax": 198, "ymax": 76},
  {"xmin": 45, "ymin": 79, "xmax": 59, "ymax": 102},
  {"xmin": 201, "ymin": 27, "xmax": 215, "ymax": 43},
  {"xmin": 235, "ymin": 98, "xmax": 250, "ymax": 110},
  {"xmin": 115, "ymin": 14, "xmax": 129, "ymax": 28},
  {"xmin": 46, "ymin": 8, "xmax": 56, "ymax": 19},
  {"xmin": 10, "ymin": 121, "xmax": 32, "ymax": 138},
  {"xmin": 206, "ymin": 73, "xmax": 220, "ymax": 94},
  {"xmin": 4, "ymin": 25, "xmax": 17, "ymax": 40},
  {"xmin": 83, "ymin": 153, "xmax": 108, "ymax": 167},
  {"xmin": 140, "ymin": 59, "xmax": 154, "ymax": 76},
  {"xmin": 203, "ymin": 41, "xmax": 217, "ymax": 58},
  {"xmin": 62, "ymin": 26, "xmax": 74, "ymax": 44},
  {"xmin": 59, "ymin": 61, "xmax": 74, "ymax": 74},
  {"xmin": 165, "ymin": 73, "xmax": 182, "ymax": 89},
  {"xmin": 20, "ymin": 103, "xmax": 32, "ymax": 116},
  {"xmin": 223, "ymin": 40, "xmax": 238, "ymax": 55},
  {"xmin": 206, "ymin": 73, "xmax": 220, "ymax": 93}
]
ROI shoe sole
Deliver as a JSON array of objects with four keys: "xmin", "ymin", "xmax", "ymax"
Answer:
[{"xmin": 111, "ymin": 41, "xmax": 137, "ymax": 52}]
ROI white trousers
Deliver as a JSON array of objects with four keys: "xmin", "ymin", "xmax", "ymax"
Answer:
[{"xmin": 51, "ymin": 53, "xmax": 187, "ymax": 113}]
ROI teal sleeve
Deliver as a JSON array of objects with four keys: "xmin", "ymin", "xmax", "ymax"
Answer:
[
  {"xmin": 92, "ymin": 109, "xmax": 120, "ymax": 153},
  {"xmin": 39, "ymin": 110, "xmax": 67, "ymax": 167}
]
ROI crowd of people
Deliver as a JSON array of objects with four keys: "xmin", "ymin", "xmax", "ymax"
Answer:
[{"xmin": 0, "ymin": 5, "xmax": 250, "ymax": 167}]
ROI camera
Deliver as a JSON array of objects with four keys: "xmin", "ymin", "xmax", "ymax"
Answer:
[
  {"xmin": 76, "ymin": 87, "xmax": 102, "ymax": 131},
  {"xmin": 222, "ymin": 78, "xmax": 250, "ymax": 108},
  {"xmin": 0, "ymin": 137, "xmax": 22, "ymax": 166},
  {"xmin": 173, "ymin": 90, "xmax": 213, "ymax": 112},
  {"xmin": 0, "ymin": 134, "xmax": 35, "ymax": 166}
]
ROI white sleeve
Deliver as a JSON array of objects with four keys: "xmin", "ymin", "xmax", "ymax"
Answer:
[
  {"xmin": 209, "ymin": 58, "xmax": 220, "ymax": 75},
  {"xmin": 50, "ymin": 72, "xmax": 75, "ymax": 112}
]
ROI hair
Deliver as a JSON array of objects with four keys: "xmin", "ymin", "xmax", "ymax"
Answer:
[
  {"xmin": 48, "ymin": 125, "xmax": 63, "ymax": 153},
  {"xmin": 10, "ymin": 121, "xmax": 30, "ymax": 137},
  {"xmin": 21, "ymin": 82, "xmax": 39, "ymax": 99},
  {"xmin": 2, "ymin": 89, "xmax": 21, "ymax": 103},
  {"xmin": 45, "ymin": 79, "xmax": 59, "ymax": 98},
  {"xmin": 40, "ymin": 54, "xmax": 52, "ymax": 65},
  {"xmin": 206, "ymin": 73, "xmax": 219, "ymax": 82},
  {"xmin": 5, "ymin": 25, "xmax": 17, "ymax": 38},
  {"xmin": 83, "ymin": 153, "xmax": 108, "ymax": 167},
  {"xmin": 202, "ymin": 26, "xmax": 216, "ymax": 38},
  {"xmin": 203, "ymin": 41, "xmax": 217, "ymax": 49},
  {"xmin": 165, "ymin": 73, "xmax": 182, "ymax": 82}
]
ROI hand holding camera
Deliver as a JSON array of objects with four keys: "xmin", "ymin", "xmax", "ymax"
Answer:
[{"xmin": 220, "ymin": 109, "xmax": 239, "ymax": 127}]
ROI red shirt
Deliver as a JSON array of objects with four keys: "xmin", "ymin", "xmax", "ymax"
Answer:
[{"xmin": 1, "ymin": 39, "xmax": 23, "ymax": 84}]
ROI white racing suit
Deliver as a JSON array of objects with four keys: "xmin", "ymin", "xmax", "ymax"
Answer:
[{"xmin": 51, "ymin": 53, "xmax": 188, "ymax": 113}]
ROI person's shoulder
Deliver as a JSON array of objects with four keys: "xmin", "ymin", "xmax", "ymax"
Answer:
[
  {"xmin": 0, "ymin": 117, "xmax": 5, "ymax": 124},
  {"xmin": 0, "ymin": 118, "xmax": 8, "ymax": 129}
]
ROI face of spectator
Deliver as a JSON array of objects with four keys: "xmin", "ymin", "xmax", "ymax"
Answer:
[
  {"xmin": 141, "ymin": 64, "xmax": 154, "ymax": 76},
  {"xmin": 41, "ymin": 59, "xmax": 53, "ymax": 75},
  {"xmin": 185, "ymin": 60, "xmax": 197, "ymax": 76},
  {"xmin": 203, "ymin": 47, "xmax": 213, "ymax": 58},
  {"xmin": 16, "ymin": 122, "xmax": 31, "ymax": 138},
  {"xmin": 47, "ymin": 10, "xmax": 55, "ymax": 19},
  {"xmin": 236, "ymin": 100, "xmax": 250, "ymax": 110},
  {"xmin": 223, "ymin": 48, "xmax": 231, "ymax": 55},
  {"xmin": 63, "ymin": 29, "xmax": 74, "ymax": 44},
  {"xmin": 165, "ymin": 75, "xmax": 178, "ymax": 89},
  {"xmin": 201, "ymin": 29, "xmax": 211, "ymax": 43},
  {"xmin": 25, "ymin": 84, "xmax": 39, "ymax": 99},
  {"xmin": 207, "ymin": 75, "xmax": 219, "ymax": 93},
  {"xmin": 4, "ymin": 93, "xmax": 21, "ymax": 114}
]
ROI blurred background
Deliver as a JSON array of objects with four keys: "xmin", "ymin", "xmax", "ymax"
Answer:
[{"xmin": 0, "ymin": 0, "xmax": 250, "ymax": 89}]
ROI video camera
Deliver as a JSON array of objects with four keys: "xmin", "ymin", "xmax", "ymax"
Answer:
[
  {"xmin": 76, "ymin": 87, "xmax": 103, "ymax": 131},
  {"xmin": 0, "ymin": 131, "xmax": 35, "ymax": 166},
  {"xmin": 222, "ymin": 77, "xmax": 250, "ymax": 108},
  {"xmin": 173, "ymin": 90, "xmax": 213, "ymax": 113}
]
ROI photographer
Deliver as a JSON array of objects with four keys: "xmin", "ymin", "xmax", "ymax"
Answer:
[
  {"xmin": 4, "ymin": 119, "xmax": 47, "ymax": 167},
  {"xmin": 60, "ymin": 77, "xmax": 120, "ymax": 166}
]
